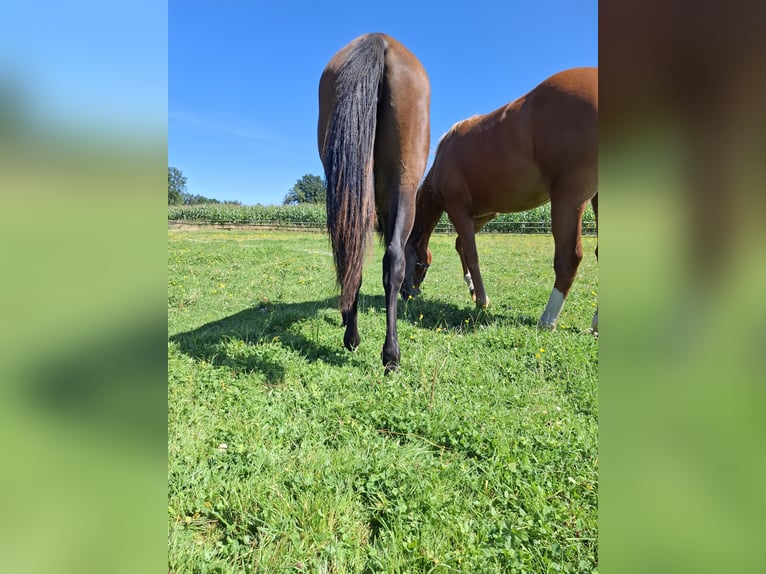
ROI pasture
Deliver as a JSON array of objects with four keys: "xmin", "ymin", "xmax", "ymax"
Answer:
[{"xmin": 168, "ymin": 229, "xmax": 598, "ymax": 573}]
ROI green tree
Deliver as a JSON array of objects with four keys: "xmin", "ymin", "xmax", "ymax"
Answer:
[
  {"xmin": 283, "ymin": 174, "xmax": 326, "ymax": 205},
  {"xmin": 168, "ymin": 166, "xmax": 187, "ymax": 205}
]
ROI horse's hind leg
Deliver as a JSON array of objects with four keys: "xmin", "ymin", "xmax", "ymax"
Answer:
[
  {"xmin": 342, "ymin": 287, "xmax": 361, "ymax": 351},
  {"xmin": 540, "ymin": 198, "xmax": 586, "ymax": 329},
  {"xmin": 380, "ymin": 189, "xmax": 418, "ymax": 371}
]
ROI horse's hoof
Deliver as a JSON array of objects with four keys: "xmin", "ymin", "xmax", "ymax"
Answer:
[
  {"xmin": 382, "ymin": 347, "xmax": 400, "ymax": 372},
  {"xmin": 401, "ymin": 288, "xmax": 419, "ymax": 301},
  {"xmin": 537, "ymin": 319, "xmax": 557, "ymax": 331},
  {"xmin": 591, "ymin": 309, "xmax": 598, "ymax": 334},
  {"xmin": 344, "ymin": 333, "xmax": 360, "ymax": 352},
  {"xmin": 475, "ymin": 297, "xmax": 490, "ymax": 309}
]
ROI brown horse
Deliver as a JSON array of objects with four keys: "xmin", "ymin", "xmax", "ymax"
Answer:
[
  {"xmin": 318, "ymin": 33, "xmax": 430, "ymax": 370},
  {"xmin": 403, "ymin": 67, "xmax": 598, "ymax": 332}
]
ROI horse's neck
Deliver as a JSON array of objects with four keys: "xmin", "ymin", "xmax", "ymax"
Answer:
[{"xmin": 415, "ymin": 181, "xmax": 444, "ymax": 243}]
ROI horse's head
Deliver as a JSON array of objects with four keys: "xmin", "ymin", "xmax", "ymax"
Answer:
[
  {"xmin": 402, "ymin": 228, "xmax": 432, "ymax": 299},
  {"xmin": 402, "ymin": 172, "xmax": 442, "ymax": 300}
]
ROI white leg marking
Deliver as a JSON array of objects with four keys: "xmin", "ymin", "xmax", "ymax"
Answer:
[
  {"xmin": 464, "ymin": 273, "xmax": 474, "ymax": 292},
  {"xmin": 539, "ymin": 287, "xmax": 565, "ymax": 329},
  {"xmin": 591, "ymin": 307, "xmax": 598, "ymax": 334}
]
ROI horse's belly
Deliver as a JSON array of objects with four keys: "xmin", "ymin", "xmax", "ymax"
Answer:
[
  {"xmin": 499, "ymin": 184, "xmax": 549, "ymax": 213},
  {"xmin": 470, "ymin": 163, "xmax": 549, "ymax": 214}
]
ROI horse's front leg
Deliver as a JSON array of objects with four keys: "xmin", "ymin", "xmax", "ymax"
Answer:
[
  {"xmin": 455, "ymin": 236, "xmax": 476, "ymax": 301},
  {"xmin": 451, "ymin": 214, "xmax": 489, "ymax": 308},
  {"xmin": 456, "ymin": 214, "xmax": 494, "ymax": 302}
]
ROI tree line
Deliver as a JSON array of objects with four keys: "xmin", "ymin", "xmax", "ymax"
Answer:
[
  {"xmin": 168, "ymin": 166, "xmax": 242, "ymax": 205},
  {"xmin": 169, "ymin": 167, "xmax": 327, "ymax": 206}
]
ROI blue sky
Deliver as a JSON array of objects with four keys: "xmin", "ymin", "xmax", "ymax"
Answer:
[
  {"xmin": 3, "ymin": 1, "xmax": 166, "ymax": 138},
  {"xmin": 170, "ymin": 0, "xmax": 597, "ymax": 206}
]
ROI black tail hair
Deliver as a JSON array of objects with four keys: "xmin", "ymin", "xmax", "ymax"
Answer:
[{"xmin": 323, "ymin": 35, "xmax": 385, "ymax": 312}]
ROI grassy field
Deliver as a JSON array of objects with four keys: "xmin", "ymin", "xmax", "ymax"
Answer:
[{"xmin": 168, "ymin": 229, "xmax": 598, "ymax": 573}]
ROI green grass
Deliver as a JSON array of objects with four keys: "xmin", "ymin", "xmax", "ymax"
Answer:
[{"xmin": 168, "ymin": 230, "xmax": 598, "ymax": 573}]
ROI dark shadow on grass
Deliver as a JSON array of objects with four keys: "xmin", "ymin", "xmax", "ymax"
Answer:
[
  {"xmin": 170, "ymin": 297, "xmax": 347, "ymax": 384},
  {"xmin": 22, "ymin": 316, "xmax": 167, "ymax": 451},
  {"xmin": 399, "ymin": 294, "xmax": 540, "ymax": 331},
  {"xmin": 170, "ymin": 294, "xmax": 546, "ymax": 384}
]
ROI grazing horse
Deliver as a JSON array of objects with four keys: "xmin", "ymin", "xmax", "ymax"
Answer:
[
  {"xmin": 403, "ymin": 67, "xmax": 598, "ymax": 332},
  {"xmin": 318, "ymin": 33, "xmax": 430, "ymax": 370}
]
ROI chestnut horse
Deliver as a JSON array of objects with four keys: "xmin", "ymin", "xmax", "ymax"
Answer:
[
  {"xmin": 318, "ymin": 33, "xmax": 430, "ymax": 370},
  {"xmin": 403, "ymin": 67, "xmax": 598, "ymax": 332}
]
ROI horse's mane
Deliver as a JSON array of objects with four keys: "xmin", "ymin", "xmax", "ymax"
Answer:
[{"xmin": 415, "ymin": 113, "xmax": 482, "ymax": 213}]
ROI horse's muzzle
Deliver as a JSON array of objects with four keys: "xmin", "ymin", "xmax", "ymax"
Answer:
[{"xmin": 400, "ymin": 284, "xmax": 421, "ymax": 299}]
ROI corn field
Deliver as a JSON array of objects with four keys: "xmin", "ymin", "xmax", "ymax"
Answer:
[{"xmin": 168, "ymin": 202, "xmax": 597, "ymax": 235}]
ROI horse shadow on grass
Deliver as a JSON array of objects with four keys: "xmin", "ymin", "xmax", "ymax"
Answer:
[
  {"xmin": 401, "ymin": 295, "xmax": 540, "ymax": 331},
  {"xmin": 170, "ymin": 294, "xmax": 535, "ymax": 383},
  {"xmin": 170, "ymin": 297, "xmax": 345, "ymax": 384}
]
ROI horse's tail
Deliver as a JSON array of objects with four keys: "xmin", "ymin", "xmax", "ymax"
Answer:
[{"xmin": 323, "ymin": 35, "xmax": 385, "ymax": 313}]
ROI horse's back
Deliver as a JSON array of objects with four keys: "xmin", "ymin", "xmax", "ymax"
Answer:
[
  {"xmin": 430, "ymin": 67, "xmax": 597, "ymax": 212},
  {"xmin": 537, "ymin": 67, "xmax": 597, "ymax": 105}
]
